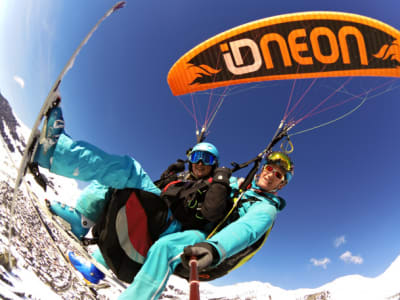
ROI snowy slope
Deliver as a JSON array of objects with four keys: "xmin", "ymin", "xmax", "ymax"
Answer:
[{"xmin": 1, "ymin": 92, "xmax": 399, "ymax": 299}]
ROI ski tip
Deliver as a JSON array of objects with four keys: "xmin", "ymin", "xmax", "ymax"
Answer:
[{"xmin": 113, "ymin": 1, "xmax": 126, "ymax": 11}]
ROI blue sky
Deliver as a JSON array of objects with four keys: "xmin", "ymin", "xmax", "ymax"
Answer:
[{"xmin": 1, "ymin": 0, "xmax": 400, "ymax": 290}]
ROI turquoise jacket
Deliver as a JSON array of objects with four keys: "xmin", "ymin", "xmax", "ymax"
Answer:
[{"xmin": 207, "ymin": 177, "xmax": 286, "ymax": 264}]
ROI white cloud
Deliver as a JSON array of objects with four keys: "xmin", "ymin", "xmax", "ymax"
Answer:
[
  {"xmin": 340, "ymin": 251, "xmax": 363, "ymax": 264},
  {"xmin": 13, "ymin": 75, "xmax": 25, "ymax": 88},
  {"xmin": 334, "ymin": 235, "xmax": 346, "ymax": 248},
  {"xmin": 310, "ymin": 257, "xmax": 331, "ymax": 269}
]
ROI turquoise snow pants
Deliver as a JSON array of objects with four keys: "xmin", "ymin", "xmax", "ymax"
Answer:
[
  {"xmin": 75, "ymin": 180, "xmax": 109, "ymax": 222},
  {"xmin": 51, "ymin": 134, "xmax": 160, "ymax": 195},
  {"xmin": 119, "ymin": 230, "xmax": 206, "ymax": 300},
  {"xmin": 49, "ymin": 133, "xmax": 206, "ymax": 299},
  {"xmin": 51, "ymin": 133, "xmax": 161, "ymax": 222}
]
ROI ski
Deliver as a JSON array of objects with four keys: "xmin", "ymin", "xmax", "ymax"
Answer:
[
  {"xmin": 14, "ymin": 1, "xmax": 125, "ymax": 192},
  {"xmin": 7, "ymin": 0, "xmax": 125, "ymax": 281}
]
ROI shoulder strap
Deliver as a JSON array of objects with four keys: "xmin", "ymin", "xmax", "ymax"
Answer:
[{"xmin": 206, "ymin": 192, "xmax": 245, "ymax": 239}]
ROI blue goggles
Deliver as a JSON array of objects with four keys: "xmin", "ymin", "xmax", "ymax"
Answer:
[{"xmin": 188, "ymin": 151, "xmax": 217, "ymax": 166}]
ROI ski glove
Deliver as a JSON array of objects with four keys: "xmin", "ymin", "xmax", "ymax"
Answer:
[
  {"xmin": 161, "ymin": 159, "xmax": 186, "ymax": 178},
  {"xmin": 181, "ymin": 242, "xmax": 219, "ymax": 271},
  {"xmin": 155, "ymin": 159, "xmax": 186, "ymax": 189}
]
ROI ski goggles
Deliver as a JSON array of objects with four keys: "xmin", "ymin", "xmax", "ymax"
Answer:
[
  {"xmin": 188, "ymin": 151, "xmax": 217, "ymax": 166},
  {"xmin": 263, "ymin": 165, "xmax": 285, "ymax": 180},
  {"xmin": 266, "ymin": 152, "xmax": 293, "ymax": 173}
]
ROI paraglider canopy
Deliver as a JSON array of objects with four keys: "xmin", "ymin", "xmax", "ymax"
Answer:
[{"xmin": 168, "ymin": 11, "xmax": 400, "ymax": 96}]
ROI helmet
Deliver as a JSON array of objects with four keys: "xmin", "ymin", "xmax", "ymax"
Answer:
[
  {"xmin": 265, "ymin": 151, "xmax": 294, "ymax": 183},
  {"xmin": 189, "ymin": 142, "xmax": 219, "ymax": 165}
]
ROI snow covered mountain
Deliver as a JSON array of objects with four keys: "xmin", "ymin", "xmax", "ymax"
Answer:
[
  {"xmin": 161, "ymin": 258, "xmax": 400, "ymax": 300},
  {"xmin": 0, "ymin": 91, "xmax": 399, "ymax": 299}
]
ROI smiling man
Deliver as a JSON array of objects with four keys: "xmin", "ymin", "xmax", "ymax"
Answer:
[{"xmin": 256, "ymin": 152, "xmax": 292, "ymax": 192}]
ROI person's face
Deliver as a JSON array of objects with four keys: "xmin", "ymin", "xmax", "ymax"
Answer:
[
  {"xmin": 256, "ymin": 164, "xmax": 286, "ymax": 191},
  {"xmin": 192, "ymin": 161, "xmax": 213, "ymax": 179}
]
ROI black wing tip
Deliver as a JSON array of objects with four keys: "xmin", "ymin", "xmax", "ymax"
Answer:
[{"xmin": 113, "ymin": 1, "xmax": 126, "ymax": 11}]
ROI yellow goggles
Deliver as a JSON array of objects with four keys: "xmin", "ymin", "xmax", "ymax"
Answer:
[{"xmin": 266, "ymin": 152, "xmax": 293, "ymax": 173}]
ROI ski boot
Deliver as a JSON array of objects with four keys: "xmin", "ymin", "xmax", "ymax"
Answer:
[
  {"xmin": 68, "ymin": 251, "xmax": 105, "ymax": 284},
  {"xmin": 47, "ymin": 200, "xmax": 94, "ymax": 240},
  {"xmin": 33, "ymin": 100, "xmax": 65, "ymax": 169}
]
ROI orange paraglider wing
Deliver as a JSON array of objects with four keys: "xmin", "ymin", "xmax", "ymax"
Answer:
[{"xmin": 168, "ymin": 11, "xmax": 400, "ymax": 96}]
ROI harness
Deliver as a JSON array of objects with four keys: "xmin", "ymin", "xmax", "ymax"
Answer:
[
  {"xmin": 161, "ymin": 178, "xmax": 213, "ymax": 230},
  {"xmin": 174, "ymin": 189, "xmax": 285, "ymax": 281},
  {"xmin": 92, "ymin": 188, "xmax": 170, "ymax": 283},
  {"xmin": 173, "ymin": 121, "xmax": 292, "ymax": 280}
]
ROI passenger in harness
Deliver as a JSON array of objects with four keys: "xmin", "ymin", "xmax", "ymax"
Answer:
[
  {"xmin": 32, "ymin": 103, "xmax": 233, "ymax": 298},
  {"xmin": 179, "ymin": 151, "xmax": 293, "ymax": 281}
]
